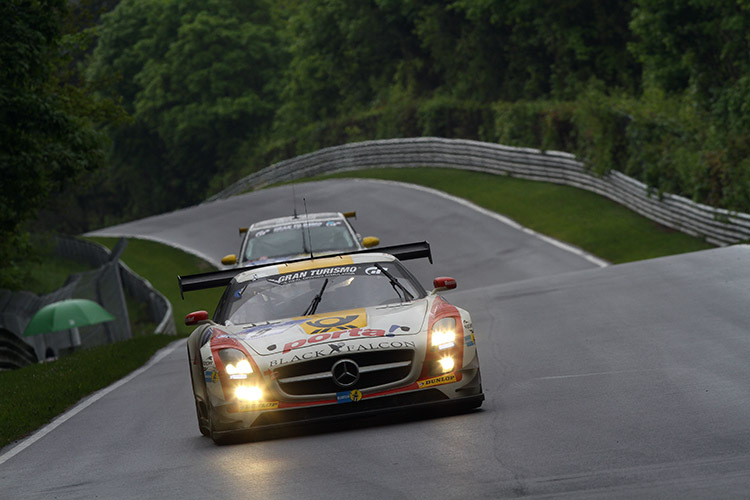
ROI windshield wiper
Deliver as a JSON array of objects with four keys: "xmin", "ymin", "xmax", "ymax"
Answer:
[
  {"xmin": 303, "ymin": 278, "xmax": 329, "ymax": 316},
  {"xmin": 375, "ymin": 263, "xmax": 414, "ymax": 302}
]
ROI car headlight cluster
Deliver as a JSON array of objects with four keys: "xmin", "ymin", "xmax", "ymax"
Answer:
[
  {"xmin": 218, "ymin": 348, "xmax": 264, "ymax": 402},
  {"xmin": 431, "ymin": 317, "xmax": 457, "ymax": 350},
  {"xmin": 218, "ymin": 348, "xmax": 254, "ymax": 379},
  {"xmin": 429, "ymin": 317, "xmax": 458, "ymax": 375}
]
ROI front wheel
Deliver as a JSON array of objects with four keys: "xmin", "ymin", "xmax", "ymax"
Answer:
[
  {"xmin": 207, "ymin": 400, "xmax": 232, "ymax": 445},
  {"xmin": 195, "ymin": 400, "xmax": 210, "ymax": 437}
]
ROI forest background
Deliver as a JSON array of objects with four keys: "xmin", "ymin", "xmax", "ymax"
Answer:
[{"xmin": 2, "ymin": 0, "xmax": 750, "ymax": 288}]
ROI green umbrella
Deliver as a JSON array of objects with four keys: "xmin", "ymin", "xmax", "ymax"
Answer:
[{"xmin": 24, "ymin": 299, "xmax": 115, "ymax": 338}]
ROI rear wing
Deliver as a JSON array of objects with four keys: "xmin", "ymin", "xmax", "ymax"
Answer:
[{"xmin": 178, "ymin": 241, "xmax": 432, "ymax": 298}]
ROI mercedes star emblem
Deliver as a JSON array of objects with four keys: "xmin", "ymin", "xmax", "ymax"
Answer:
[{"xmin": 331, "ymin": 358, "xmax": 360, "ymax": 388}]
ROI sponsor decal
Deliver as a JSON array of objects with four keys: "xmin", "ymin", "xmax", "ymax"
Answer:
[
  {"xmin": 364, "ymin": 265, "xmax": 387, "ymax": 275},
  {"xmin": 301, "ymin": 313, "xmax": 364, "ymax": 334},
  {"xmin": 417, "ymin": 373, "xmax": 457, "ymax": 389},
  {"xmin": 289, "ymin": 309, "xmax": 366, "ymax": 335},
  {"xmin": 200, "ymin": 328, "xmax": 214, "ymax": 346},
  {"xmin": 337, "ymin": 389, "xmax": 363, "ymax": 403},
  {"xmin": 328, "ymin": 342, "xmax": 345, "ymax": 353},
  {"xmin": 237, "ymin": 401, "xmax": 279, "ymax": 412},
  {"xmin": 282, "ymin": 325, "xmax": 393, "ymax": 354},
  {"xmin": 464, "ymin": 334, "xmax": 475, "ymax": 347},
  {"xmin": 267, "ymin": 266, "xmax": 358, "ymax": 285},
  {"xmin": 270, "ymin": 340, "xmax": 416, "ymax": 367},
  {"xmin": 463, "ymin": 319, "xmax": 475, "ymax": 335},
  {"xmin": 279, "ymin": 256, "xmax": 354, "ymax": 274},
  {"xmin": 204, "ymin": 370, "xmax": 219, "ymax": 384}
]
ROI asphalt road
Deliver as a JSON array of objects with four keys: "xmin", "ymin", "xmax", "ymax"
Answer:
[{"xmin": 2, "ymin": 179, "xmax": 750, "ymax": 498}]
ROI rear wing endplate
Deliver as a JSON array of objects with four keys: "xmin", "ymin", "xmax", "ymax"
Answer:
[{"xmin": 178, "ymin": 241, "xmax": 432, "ymax": 298}]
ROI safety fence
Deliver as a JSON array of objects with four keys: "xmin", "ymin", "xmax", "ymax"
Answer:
[
  {"xmin": 206, "ymin": 137, "xmax": 750, "ymax": 246},
  {"xmin": 0, "ymin": 236, "xmax": 175, "ymax": 368}
]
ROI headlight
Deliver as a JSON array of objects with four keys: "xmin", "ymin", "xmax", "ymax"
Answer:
[
  {"xmin": 431, "ymin": 317, "xmax": 456, "ymax": 349},
  {"xmin": 439, "ymin": 356, "xmax": 455, "ymax": 373},
  {"xmin": 235, "ymin": 385, "xmax": 263, "ymax": 401},
  {"xmin": 218, "ymin": 348, "xmax": 254, "ymax": 379}
]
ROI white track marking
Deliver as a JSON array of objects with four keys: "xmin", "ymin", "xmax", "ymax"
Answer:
[{"xmin": 0, "ymin": 339, "xmax": 185, "ymax": 465}]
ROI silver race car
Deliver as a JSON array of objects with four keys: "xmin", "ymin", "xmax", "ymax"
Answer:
[
  {"xmin": 182, "ymin": 242, "xmax": 483, "ymax": 444},
  {"xmin": 220, "ymin": 211, "xmax": 379, "ymax": 267}
]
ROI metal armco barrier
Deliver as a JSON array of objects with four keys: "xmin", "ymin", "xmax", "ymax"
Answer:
[{"xmin": 206, "ymin": 137, "xmax": 750, "ymax": 246}]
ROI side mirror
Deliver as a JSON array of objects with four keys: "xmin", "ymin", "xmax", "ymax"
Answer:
[
  {"xmin": 185, "ymin": 310, "xmax": 209, "ymax": 326},
  {"xmin": 221, "ymin": 254, "xmax": 237, "ymax": 265},
  {"xmin": 432, "ymin": 276, "xmax": 457, "ymax": 293},
  {"xmin": 239, "ymin": 227, "xmax": 248, "ymax": 235},
  {"xmin": 362, "ymin": 236, "xmax": 380, "ymax": 248}
]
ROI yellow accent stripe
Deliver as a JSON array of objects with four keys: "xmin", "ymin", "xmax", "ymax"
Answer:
[{"xmin": 280, "ymin": 255, "xmax": 354, "ymax": 274}]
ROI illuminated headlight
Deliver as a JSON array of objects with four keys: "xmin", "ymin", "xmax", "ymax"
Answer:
[
  {"xmin": 431, "ymin": 317, "xmax": 456, "ymax": 349},
  {"xmin": 235, "ymin": 385, "xmax": 263, "ymax": 401},
  {"xmin": 218, "ymin": 348, "xmax": 254, "ymax": 379},
  {"xmin": 439, "ymin": 356, "xmax": 455, "ymax": 373}
]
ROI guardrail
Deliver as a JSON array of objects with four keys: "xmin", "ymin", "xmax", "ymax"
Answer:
[
  {"xmin": 0, "ymin": 327, "xmax": 38, "ymax": 369},
  {"xmin": 206, "ymin": 137, "xmax": 750, "ymax": 246}
]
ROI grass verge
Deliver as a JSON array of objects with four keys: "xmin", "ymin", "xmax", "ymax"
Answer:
[
  {"xmin": 0, "ymin": 335, "xmax": 178, "ymax": 450},
  {"xmin": 312, "ymin": 167, "xmax": 715, "ymax": 263}
]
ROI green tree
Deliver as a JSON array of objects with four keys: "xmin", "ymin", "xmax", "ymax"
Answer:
[
  {"xmin": 630, "ymin": 0, "xmax": 750, "ymax": 130},
  {"xmin": 0, "ymin": 0, "xmax": 113, "ymax": 288},
  {"xmin": 449, "ymin": 0, "xmax": 639, "ymax": 99},
  {"xmin": 88, "ymin": 0, "xmax": 284, "ymax": 217},
  {"xmin": 274, "ymin": 0, "xmax": 429, "ymax": 131}
]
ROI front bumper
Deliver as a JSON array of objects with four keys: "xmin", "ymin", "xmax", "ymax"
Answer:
[{"xmin": 210, "ymin": 367, "xmax": 484, "ymax": 440}]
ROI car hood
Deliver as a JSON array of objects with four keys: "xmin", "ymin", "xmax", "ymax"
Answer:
[{"xmin": 218, "ymin": 300, "xmax": 429, "ymax": 357}]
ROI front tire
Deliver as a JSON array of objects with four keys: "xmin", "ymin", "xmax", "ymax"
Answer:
[
  {"xmin": 196, "ymin": 400, "xmax": 210, "ymax": 437},
  {"xmin": 207, "ymin": 400, "xmax": 232, "ymax": 445}
]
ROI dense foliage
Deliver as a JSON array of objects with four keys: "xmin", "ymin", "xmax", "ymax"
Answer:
[
  {"xmin": 84, "ymin": 0, "xmax": 284, "ymax": 216},
  {"xmin": 4, "ymin": 0, "xmax": 750, "ymax": 270},
  {"xmin": 0, "ymin": 0, "xmax": 124, "ymax": 288}
]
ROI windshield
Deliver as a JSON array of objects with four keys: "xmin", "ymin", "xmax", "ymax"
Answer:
[
  {"xmin": 242, "ymin": 220, "xmax": 358, "ymax": 263},
  {"xmin": 215, "ymin": 261, "xmax": 425, "ymax": 325}
]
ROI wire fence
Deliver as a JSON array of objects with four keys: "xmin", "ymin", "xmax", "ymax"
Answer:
[{"xmin": 0, "ymin": 236, "xmax": 175, "ymax": 368}]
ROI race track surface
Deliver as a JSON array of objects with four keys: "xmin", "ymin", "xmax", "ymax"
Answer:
[{"xmin": 3, "ymin": 179, "xmax": 750, "ymax": 499}]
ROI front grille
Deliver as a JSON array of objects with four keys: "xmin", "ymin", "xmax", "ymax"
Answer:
[{"xmin": 275, "ymin": 349, "xmax": 415, "ymax": 396}]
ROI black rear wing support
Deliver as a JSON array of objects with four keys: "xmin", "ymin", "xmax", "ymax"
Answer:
[{"xmin": 178, "ymin": 241, "xmax": 432, "ymax": 298}]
